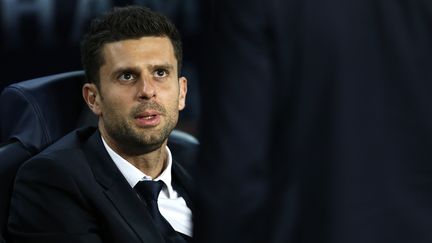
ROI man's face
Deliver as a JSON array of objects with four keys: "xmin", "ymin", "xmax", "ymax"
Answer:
[{"xmin": 88, "ymin": 36, "xmax": 187, "ymax": 153}]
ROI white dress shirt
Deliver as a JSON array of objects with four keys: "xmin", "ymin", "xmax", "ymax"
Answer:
[{"xmin": 101, "ymin": 137, "xmax": 193, "ymax": 236}]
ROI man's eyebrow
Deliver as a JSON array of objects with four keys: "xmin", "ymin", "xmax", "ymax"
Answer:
[{"xmin": 148, "ymin": 64, "xmax": 174, "ymax": 71}]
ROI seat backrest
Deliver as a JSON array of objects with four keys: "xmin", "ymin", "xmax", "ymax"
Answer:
[
  {"xmin": 0, "ymin": 71, "xmax": 88, "ymax": 152},
  {"xmin": 169, "ymin": 130, "xmax": 199, "ymax": 173}
]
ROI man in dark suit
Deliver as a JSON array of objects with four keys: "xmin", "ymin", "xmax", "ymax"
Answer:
[
  {"xmin": 196, "ymin": 1, "xmax": 432, "ymax": 243},
  {"xmin": 8, "ymin": 6, "xmax": 192, "ymax": 243}
]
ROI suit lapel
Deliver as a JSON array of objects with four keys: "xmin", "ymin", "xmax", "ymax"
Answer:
[
  {"xmin": 103, "ymin": 182, "xmax": 163, "ymax": 243},
  {"xmin": 82, "ymin": 129, "xmax": 164, "ymax": 243},
  {"xmin": 172, "ymin": 160, "xmax": 194, "ymax": 210}
]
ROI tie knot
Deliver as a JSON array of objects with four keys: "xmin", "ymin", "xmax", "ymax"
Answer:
[{"xmin": 134, "ymin": 180, "xmax": 164, "ymax": 202}]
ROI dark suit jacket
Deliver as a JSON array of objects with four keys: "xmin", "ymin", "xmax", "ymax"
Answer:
[
  {"xmin": 7, "ymin": 127, "xmax": 193, "ymax": 243},
  {"xmin": 197, "ymin": 1, "xmax": 432, "ymax": 243}
]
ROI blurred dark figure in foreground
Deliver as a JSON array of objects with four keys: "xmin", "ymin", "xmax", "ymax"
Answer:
[{"xmin": 196, "ymin": 0, "xmax": 432, "ymax": 243}]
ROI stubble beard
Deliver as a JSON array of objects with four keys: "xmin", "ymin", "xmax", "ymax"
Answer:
[{"xmin": 104, "ymin": 102, "xmax": 178, "ymax": 155}]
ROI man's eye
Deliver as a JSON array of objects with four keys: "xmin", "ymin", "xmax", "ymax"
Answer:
[
  {"xmin": 154, "ymin": 69, "xmax": 168, "ymax": 78},
  {"xmin": 119, "ymin": 73, "xmax": 135, "ymax": 81}
]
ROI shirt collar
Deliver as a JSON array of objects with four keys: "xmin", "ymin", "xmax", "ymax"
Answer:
[{"xmin": 101, "ymin": 136, "xmax": 174, "ymax": 198}]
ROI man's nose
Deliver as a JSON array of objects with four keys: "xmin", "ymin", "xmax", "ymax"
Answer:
[{"xmin": 137, "ymin": 77, "xmax": 156, "ymax": 100}]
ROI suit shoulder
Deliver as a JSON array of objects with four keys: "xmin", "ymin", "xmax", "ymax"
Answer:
[
  {"xmin": 17, "ymin": 127, "xmax": 97, "ymax": 178},
  {"xmin": 41, "ymin": 126, "xmax": 96, "ymax": 154}
]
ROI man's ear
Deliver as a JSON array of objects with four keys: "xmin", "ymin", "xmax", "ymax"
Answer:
[
  {"xmin": 178, "ymin": 77, "xmax": 187, "ymax": 111},
  {"xmin": 82, "ymin": 83, "xmax": 102, "ymax": 116}
]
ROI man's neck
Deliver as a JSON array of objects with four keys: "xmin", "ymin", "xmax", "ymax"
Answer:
[
  {"xmin": 123, "ymin": 147, "xmax": 167, "ymax": 179},
  {"xmin": 100, "ymin": 131, "xmax": 168, "ymax": 179}
]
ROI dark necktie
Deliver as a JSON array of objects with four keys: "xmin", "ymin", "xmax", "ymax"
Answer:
[{"xmin": 134, "ymin": 180, "xmax": 189, "ymax": 243}]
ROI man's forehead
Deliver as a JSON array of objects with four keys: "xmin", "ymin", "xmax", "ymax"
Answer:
[
  {"xmin": 103, "ymin": 36, "xmax": 174, "ymax": 53},
  {"xmin": 101, "ymin": 36, "xmax": 177, "ymax": 65}
]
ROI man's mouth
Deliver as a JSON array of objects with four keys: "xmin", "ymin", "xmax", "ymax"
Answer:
[
  {"xmin": 141, "ymin": 115, "xmax": 157, "ymax": 120},
  {"xmin": 134, "ymin": 111, "xmax": 161, "ymax": 127}
]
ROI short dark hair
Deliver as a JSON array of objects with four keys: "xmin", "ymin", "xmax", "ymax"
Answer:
[{"xmin": 80, "ymin": 6, "xmax": 183, "ymax": 86}]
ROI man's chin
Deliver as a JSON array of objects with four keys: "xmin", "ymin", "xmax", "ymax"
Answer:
[
  {"xmin": 123, "ymin": 136, "xmax": 166, "ymax": 155},
  {"xmin": 135, "ymin": 131, "xmax": 168, "ymax": 147}
]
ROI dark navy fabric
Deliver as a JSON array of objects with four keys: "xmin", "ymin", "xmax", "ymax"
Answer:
[
  {"xmin": 197, "ymin": 1, "xmax": 432, "ymax": 243},
  {"xmin": 0, "ymin": 140, "xmax": 33, "ymax": 241}
]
